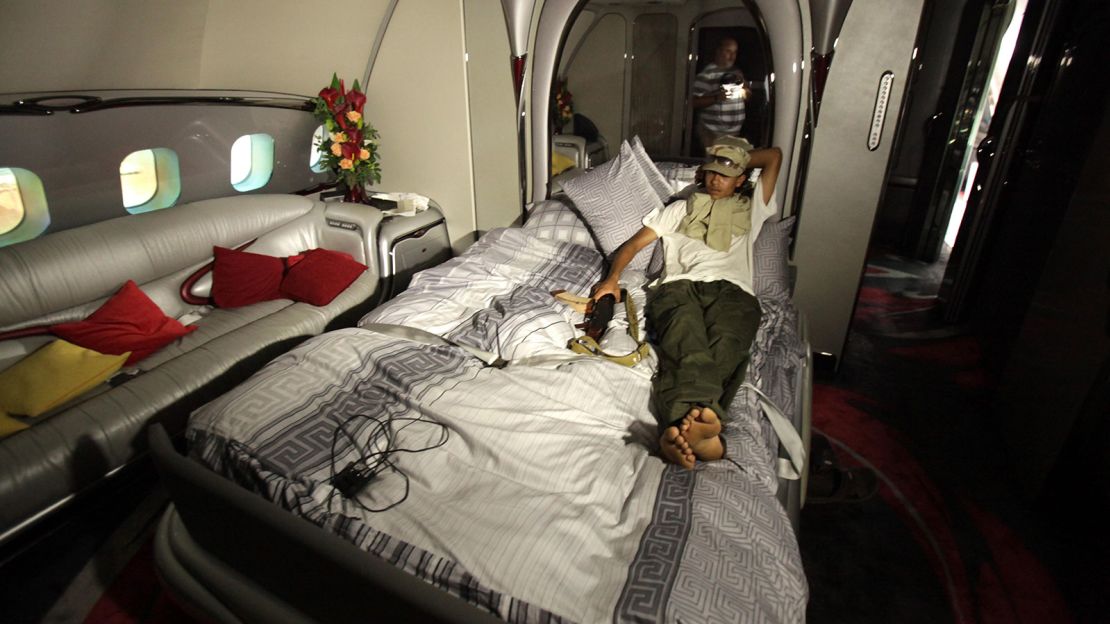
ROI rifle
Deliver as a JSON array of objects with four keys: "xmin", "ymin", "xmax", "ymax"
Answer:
[
  {"xmin": 552, "ymin": 289, "xmax": 650, "ymax": 367},
  {"xmin": 551, "ymin": 289, "xmax": 616, "ymax": 340},
  {"xmin": 580, "ymin": 293, "xmax": 615, "ymax": 341}
]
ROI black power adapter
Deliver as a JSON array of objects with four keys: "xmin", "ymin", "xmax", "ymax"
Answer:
[{"xmin": 331, "ymin": 461, "xmax": 376, "ymax": 497}]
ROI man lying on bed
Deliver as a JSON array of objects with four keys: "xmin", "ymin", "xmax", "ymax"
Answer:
[{"xmin": 592, "ymin": 137, "xmax": 782, "ymax": 469}]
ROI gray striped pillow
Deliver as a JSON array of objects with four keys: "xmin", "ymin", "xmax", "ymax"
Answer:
[
  {"xmin": 559, "ymin": 142, "xmax": 663, "ymax": 272},
  {"xmin": 656, "ymin": 161, "xmax": 700, "ymax": 195},
  {"xmin": 522, "ymin": 201, "xmax": 596, "ymax": 249},
  {"xmin": 753, "ymin": 216, "xmax": 796, "ymax": 300}
]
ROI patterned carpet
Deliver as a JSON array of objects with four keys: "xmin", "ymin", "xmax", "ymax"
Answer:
[
  {"xmin": 82, "ymin": 537, "xmax": 196, "ymax": 624},
  {"xmin": 800, "ymin": 251, "xmax": 1076, "ymax": 623}
]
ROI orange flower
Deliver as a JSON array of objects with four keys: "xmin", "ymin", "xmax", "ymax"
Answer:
[
  {"xmin": 330, "ymin": 132, "xmax": 347, "ymax": 143},
  {"xmin": 359, "ymin": 148, "xmax": 370, "ymax": 160},
  {"xmin": 330, "ymin": 143, "xmax": 343, "ymax": 157},
  {"xmin": 339, "ymin": 158, "xmax": 354, "ymax": 170},
  {"xmin": 346, "ymin": 111, "xmax": 362, "ymax": 123}
]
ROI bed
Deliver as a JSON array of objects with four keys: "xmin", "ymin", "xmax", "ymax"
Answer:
[{"xmin": 154, "ymin": 142, "xmax": 811, "ymax": 623}]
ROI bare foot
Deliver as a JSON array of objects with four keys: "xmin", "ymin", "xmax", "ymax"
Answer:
[
  {"xmin": 684, "ymin": 407, "xmax": 724, "ymax": 461},
  {"xmin": 659, "ymin": 425, "xmax": 696, "ymax": 469}
]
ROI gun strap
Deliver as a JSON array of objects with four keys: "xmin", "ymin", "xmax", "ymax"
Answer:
[{"xmin": 567, "ymin": 289, "xmax": 651, "ymax": 367}]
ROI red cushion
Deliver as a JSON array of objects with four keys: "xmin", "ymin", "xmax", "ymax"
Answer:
[
  {"xmin": 285, "ymin": 253, "xmax": 306, "ymax": 269},
  {"xmin": 280, "ymin": 249, "xmax": 366, "ymax": 306},
  {"xmin": 51, "ymin": 280, "xmax": 197, "ymax": 365},
  {"xmin": 211, "ymin": 246, "xmax": 285, "ymax": 308}
]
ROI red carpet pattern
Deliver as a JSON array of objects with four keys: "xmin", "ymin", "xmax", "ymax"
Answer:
[{"xmin": 802, "ymin": 252, "xmax": 1073, "ymax": 623}]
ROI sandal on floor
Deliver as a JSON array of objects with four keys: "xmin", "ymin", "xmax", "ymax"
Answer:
[
  {"xmin": 807, "ymin": 466, "xmax": 879, "ymax": 504},
  {"xmin": 810, "ymin": 434, "xmax": 837, "ymax": 472}
]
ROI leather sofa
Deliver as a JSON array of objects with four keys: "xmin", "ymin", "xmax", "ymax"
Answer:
[{"xmin": 0, "ymin": 194, "xmax": 384, "ymax": 543}]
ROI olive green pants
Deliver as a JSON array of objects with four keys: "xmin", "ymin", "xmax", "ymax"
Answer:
[{"xmin": 647, "ymin": 279, "xmax": 761, "ymax": 428}]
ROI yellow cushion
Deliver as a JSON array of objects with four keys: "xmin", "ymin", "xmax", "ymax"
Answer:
[
  {"xmin": 552, "ymin": 150, "xmax": 576, "ymax": 176},
  {"xmin": 0, "ymin": 409, "xmax": 29, "ymax": 439},
  {"xmin": 0, "ymin": 339, "xmax": 129, "ymax": 417}
]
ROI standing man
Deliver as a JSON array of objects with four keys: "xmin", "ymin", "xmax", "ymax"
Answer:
[
  {"xmin": 692, "ymin": 37, "xmax": 747, "ymax": 151},
  {"xmin": 592, "ymin": 138, "xmax": 782, "ymax": 469}
]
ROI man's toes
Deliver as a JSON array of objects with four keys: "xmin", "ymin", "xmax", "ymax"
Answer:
[
  {"xmin": 663, "ymin": 444, "xmax": 693, "ymax": 469},
  {"xmin": 676, "ymin": 444, "xmax": 695, "ymax": 469},
  {"xmin": 660, "ymin": 429, "xmax": 696, "ymax": 470},
  {"xmin": 663, "ymin": 425, "xmax": 681, "ymax": 443}
]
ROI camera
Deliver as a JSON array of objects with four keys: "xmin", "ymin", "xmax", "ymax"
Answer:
[{"xmin": 720, "ymin": 73, "xmax": 745, "ymax": 100}]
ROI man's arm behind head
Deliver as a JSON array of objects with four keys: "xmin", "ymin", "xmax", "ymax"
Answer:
[{"xmin": 747, "ymin": 147, "xmax": 783, "ymax": 204}]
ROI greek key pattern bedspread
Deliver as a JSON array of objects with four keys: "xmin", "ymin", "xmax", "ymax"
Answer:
[{"xmin": 188, "ymin": 228, "xmax": 806, "ymax": 623}]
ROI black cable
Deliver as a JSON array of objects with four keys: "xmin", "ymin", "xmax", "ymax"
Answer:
[{"xmin": 327, "ymin": 408, "xmax": 450, "ymax": 512}]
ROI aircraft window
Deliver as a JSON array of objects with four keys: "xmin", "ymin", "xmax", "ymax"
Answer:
[
  {"xmin": 120, "ymin": 148, "xmax": 181, "ymax": 214},
  {"xmin": 120, "ymin": 150, "xmax": 157, "ymax": 207},
  {"xmin": 310, "ymin": 125, "xmax": 328, "ymax": 173},
  {"xmin": 0, "ymin": 167, "xmax": 49, "ymax": 247},
  {"xmin": 0, "ymin": 169, "xmax": 24, "ymax": 235},
  {"xmin": 231, "ymin": 133, "xmax": 275, "ymax": 192}
]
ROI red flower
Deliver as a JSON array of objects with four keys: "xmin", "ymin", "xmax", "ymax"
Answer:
[
  {"xmin": 347, "ymin": 88, "xmax": 366, "ymax": 115},
  {"xmin": 318, "ymin": 87, "xmax": 342, "ymax": 112},
  {"xmin": 312, "ymin": 73, "xmax": 382, "ymax": 186}
]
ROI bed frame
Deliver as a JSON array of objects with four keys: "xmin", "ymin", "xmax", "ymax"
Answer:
[
  {"xmin": 149, "ymin": 424, "xmax": 502, "ymax": 624},
  {"xmin": 149, "ymin": 314, "xmax": 812, "ymax": 623}
]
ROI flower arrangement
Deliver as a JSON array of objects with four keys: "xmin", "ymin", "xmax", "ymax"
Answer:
[
  {"xmin": 553, "ymin": 79, "xmax": 574, "ymax": 133},
  {"xmin": 312, "ymin": 73, "xmax": 381, "ymax": 203}
]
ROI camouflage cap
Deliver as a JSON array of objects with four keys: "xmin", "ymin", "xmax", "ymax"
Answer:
[{"xmin": 702, "ymin": 137, "xmax": 752, "ymax": 177}]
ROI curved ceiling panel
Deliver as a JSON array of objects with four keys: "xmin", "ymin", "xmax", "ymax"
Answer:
[
  {"xmin": 501, "ymin": 0, "xmax": 537, "ymax": 58},
  {"xmin": 0, "ymin": 0, "xmax": 389, "ymax": 97}
]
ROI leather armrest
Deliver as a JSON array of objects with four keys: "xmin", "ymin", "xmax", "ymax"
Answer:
[{"xmin": 321, "ymin": 203, "xmax": 385, "ymax": 276}]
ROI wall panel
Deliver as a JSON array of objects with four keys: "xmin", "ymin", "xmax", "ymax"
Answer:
[
  {"xmin": 464, "ymin": 0, "xmax": 522, "ymax": 232},
  {"xmin": 366, "ymin": 0, "xmax": 476, "ymax": 251},
  {"xmin": 792, "ymin": 0, "xmax": 927, "ymax": 361},
  {"xmin": 565, "ymin": 13, "xmax": 627, "ymax": 150}
]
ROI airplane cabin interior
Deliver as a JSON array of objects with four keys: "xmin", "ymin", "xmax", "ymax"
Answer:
[{"xmin": 0, "ymin": 0, "xmax": 1107, "ymax": 622}]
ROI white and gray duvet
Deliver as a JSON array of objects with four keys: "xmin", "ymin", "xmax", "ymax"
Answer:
[{"xmin": 188, "ymin": 227, "xmax": 808, "ymax": 623}]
